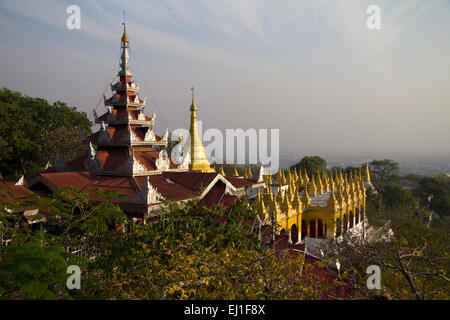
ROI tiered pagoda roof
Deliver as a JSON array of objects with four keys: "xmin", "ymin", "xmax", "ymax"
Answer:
[
  {"xmin": 28, "ymin": 23, "xmax": 265, "ymax": 221},
  {"xmin": 72, "ymin": 24, "xmax": 189, "ymax": 177}
]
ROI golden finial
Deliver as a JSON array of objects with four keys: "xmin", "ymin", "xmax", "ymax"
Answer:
[
  {"xmin": 292, "ymin": 169, "xmax": 298, "ymax": 182},
  {"xmin": 310, "ymin": 175, "xmax": 317, "ymax": 196},
  {"xmin": 327, "ymin": 182, "xmax": 338, "ymax": 212},
  {"xmin": 233, "ymin": 165, "xmax": 239, "ymax": 177},
  {"xmin": 316, "ymin": 173, "xmax": 323, "ymax": 194},
  {"xmin": 364, "ymin": 162, "xmax": 371, "ymax": 182},
  {"xmin": 304, "ymin": 168, "xmax": 310, "ymax": 184},
  {"xmin": 121, "ymin": 11, "xmax": 129, "ymax": 43},
  {"xmin": 219, "ymin": 165, "xmax": 226, "ymax": 176},
  {"xmin": 190, "ymin": 86, "xmax": 197, "ymax": 111},
  {"xmin": 282, "ymin": 192, "xmax": 290, "ymax": 214},
  {"xmin": 336, "ymin": 185, "xmax": 344, "ymax": 208},
  {"xmin": 323, "ymin": 170, "xmax": 329, "ymax": 191},
  {"xmin": 302, "ymin": 185, "xmax": 311, "ymax": 207},
  {"xmin": 189, "ymin": 86, "xmax": 214, "ymax": 173},
  {"xmin": 292, "ymin": 188, "xmax": 303, "ymax": 212}
]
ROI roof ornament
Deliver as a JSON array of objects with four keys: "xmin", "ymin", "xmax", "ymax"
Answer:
[
  {"xmin": 44, "ymin": 161, "xmax": 52, "ymax": 170},
  {"xmin": 257, "ymin": 165, "xmax": 265, "ymax": 183},
  {"xmin": 89, "ymin": 142, "xmax": 96, "ymax": 159},
  {"xmin": 138, "ymin": 110, "xmax": 146, "ymax": 121},
  {"xmin": 364, "ymin": 162, "xmax": 371, "ymax": 182},
  {"xmin": 162, "ymin": 128, "xmax": 169, "ymax": 142},
  {"xmin": 150, "ymin": 112, "xmax": 156, "ymax": 127},
  {"xmin": 145, "ymin": 176, "xmax": 164, "ymax": 204},
  {"xmin": 156, "ymin": 149, "xmax": 170, "ymax": 171},
  {"xmin": 121, "ymin": 11, "xmax": 129, "ymax": 44},
  {"xmin": 131, "ymin": 176, "xmax": 164, "ymax": 204},
  {"xmin": 190, "ymin": 86, "xmax": 197, "ymax": 111},
  {"xmin": 85, "ymin": 142, "xmax": 100, "ymax": 172},
  {"xmin": 178, "ymin": 151, "xmax": 190, "ymax": 170},
  {"xmin": 144, "ymin": 127, "xmax": 156, "ymax": 142},
  {"xmin": 15, "ymin": 175, "xmax": 24, "ymax": 186}
]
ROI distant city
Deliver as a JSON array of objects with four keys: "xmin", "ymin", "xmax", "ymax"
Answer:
[{"xmin": 279, "ymin": 150, "xmax": 450, "ymax": 177}]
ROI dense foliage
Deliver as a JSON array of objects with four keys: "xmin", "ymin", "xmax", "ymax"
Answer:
[
  {"xmin": 414, "ymin": 177, "xmax": 450, "ymax": 217},
  {"xmin": 290, "ymin": 156, "xmax": 327, "ymax": 177},
  {"xmin": 0, "ymin": 88, "xmax": 91, "ymax": 179},
  {"xmin": 333, "ymin": 201, "xmax": 450, "ymax": 300},
  {"xmin": 1, "ymin": 188, "xmax": 331, "ymax": 300}
]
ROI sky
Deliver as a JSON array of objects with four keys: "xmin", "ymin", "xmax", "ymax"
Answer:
[{"xmin": 0, "ymin": 0, "xmax": 449, "ymax": 156}]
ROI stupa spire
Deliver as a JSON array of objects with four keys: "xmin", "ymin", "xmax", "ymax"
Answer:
[{"xmin": 189, "ymin": 87, "xmax": 214, "ymax": 172}]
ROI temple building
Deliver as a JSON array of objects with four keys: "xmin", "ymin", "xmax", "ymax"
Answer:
[
  {"xmin": 27, "ymin": 24, "xmax": 264, "ymax": 222},
  {"xmin": 12, "ymin": 23, "xmax": 373, "ymax": 242},
  {"xmin": 253, "ymin": 167, "xmax": 369, "ymax": 243}
]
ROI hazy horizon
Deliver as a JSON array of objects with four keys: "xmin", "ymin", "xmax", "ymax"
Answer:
[{"xmin": 1, "ymin": 0, "xmax": 449, "ymax": 155}]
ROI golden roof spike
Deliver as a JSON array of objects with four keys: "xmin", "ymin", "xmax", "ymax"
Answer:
[
  {"xmin": 304, "ymin": 168, "xmax": 310, "ymax": 183},
  {"xmin": 310, "ymin": 175, "xmax": 317, "ymax": 196},
  {"xmin": 121, "ymin": 11, "xmax": 129, "ymax": 43},
  {"xmin": 190, "ymin": 86, "xmax": 197, "ymax": 111},
  {"xmin": 292, "ymin": 188, "xmax": 303, "ymax": 212},
  {"xmin": 365, "ymin": 162, "xmax": 371, "ymax": 182},
  {"xmin": 293, "ymin": 169, "xmax": 298, "ymax": 182},
  {"xmin": 233, "ymin": 165, "xmax": 239, "ymax": 177},
  {"xmin": 327, "ymin": 181, "xmax": 338, "ymax": 211},
  {"xmin": 336, "ymin": 184, "xmax": 344, "ymax": 208},
  {"xmin": 282, "ymin": 192, "xmax": 290, "ymax": 213},
  {"xmin": 316, "ymin": 173, "xmax": 323, "ymax": 194},
  {"xmin": 302, "ymin": 185, "xmax": 311, "ymax": 207},
  {"xmin": 189, "ymin": 87, "xmax": 214, "ymax": 172}
]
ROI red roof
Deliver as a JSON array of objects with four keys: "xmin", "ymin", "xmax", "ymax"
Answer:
[
  {"xmin": 162, "ymin": 171, "xmax": 217, "ymax": 191},
  {"xmin": 0, "ymin": 180, "xmax": 34, "ymax": 207},
  {"xmin": 225, "ymin": 176, "xmax": 260, "ymax": 189},
  {"xmin": 39, "ymin": 171, "xmax": 96, "ymax": 190}
]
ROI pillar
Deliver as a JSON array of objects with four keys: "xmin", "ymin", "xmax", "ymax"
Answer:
[
  {"xmin": 315, "ymin": 219, "xmax": 319, "ymax": 239},
  {"xmin": 297, "ymin": 216, "xmax": 302, "ymax": 243},
  {"xmin": 306, "ymin": 222, "xmax": 310, "ymax": 238},
  {"xmin": 322, "ymin": 221, "xmax": 326, "ymax": 237}
]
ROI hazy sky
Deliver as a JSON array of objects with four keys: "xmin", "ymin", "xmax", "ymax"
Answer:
[{"xmin": 0, "ymin": 0, "xmax": 449, "ymax": 155}]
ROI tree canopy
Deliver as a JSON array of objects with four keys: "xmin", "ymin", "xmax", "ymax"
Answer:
[
  {"xmin": 0, "ymin": 88, "xmax": 91, "ymax": 179},
  {"xmin": 369, "ymin": 159, "xmax": 400, "ymax": 187},
  {"xmin": 414, "ymin": 177, "xmax": 450, "ymax": 217},
  {"xmin": 290, "ymin": 156, "xmax": 327, "ymax": 177}
]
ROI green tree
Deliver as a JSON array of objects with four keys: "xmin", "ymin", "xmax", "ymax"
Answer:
[
  {"xmin": 382, "ymin": 184, "xmax": 417, "ymax": 209},
  {"xmin": 333, "ymin": 208, "xmax": 450, "ymax": 300},
  {"xmin": 0, "ymin": 185, "xmax": 126, "ymax": 299},
  {"xmin": 291, "ymin": 156, "xmax": 327, "ymax": 177},
  {"xmin": 0, "ymin": 88, "xmax": 91, "ymax": 179},
  {"xmin": 369, "ymin": 159, "xmax": 400, "ymax": 187},
  {"xmin": 414, "ymin": 178, "xmax": 450, "ymax": 217}
]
